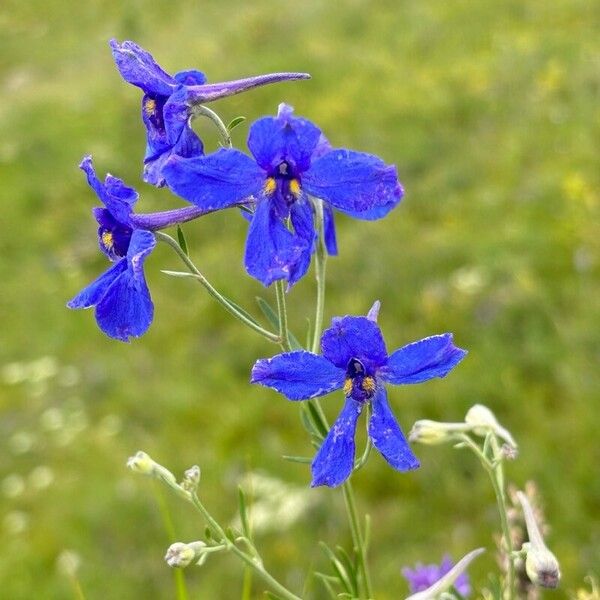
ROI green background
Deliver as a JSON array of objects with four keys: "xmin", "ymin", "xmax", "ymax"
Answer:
[{"xmin": 1, "ymin": 0, "xmax": 598, "ymax": 597}]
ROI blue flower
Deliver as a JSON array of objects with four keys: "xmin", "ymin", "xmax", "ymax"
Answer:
[
  {"xmin": 163, "ymin": 104, "xmax": 403, "ymax": 287},
  {"xmin": 251, "ymin": 302, "xmax": 466, "ymax": 487},
  {"xmin": 402, "ymin": 555, "xmax": 472, "ymax": 597},
  {"xmin": 110, "ymin": 40, "xmax": 310, "ymax": 187},
  {"xmin": 67, "ymin": 156, "xmax": 156, "ymax": 341}
]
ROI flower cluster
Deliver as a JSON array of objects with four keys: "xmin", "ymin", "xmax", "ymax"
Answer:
[{"xmin": 69, "ymin": 40, "xmax": 403, "ymax": 336}]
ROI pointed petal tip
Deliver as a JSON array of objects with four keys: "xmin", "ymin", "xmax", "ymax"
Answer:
[{"xmin": 366, "ymin": 300, "xmax": 381, "ymax": 322}]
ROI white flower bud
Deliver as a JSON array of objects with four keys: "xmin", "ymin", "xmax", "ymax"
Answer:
[
  {"xmin": 517, "ymin": 491, "xmax": 561, "ymax": 589},
  {"xmin": 164, "ymin": 541, "xmax": 207, "ymax": 568},
  {"xmin": 408, "ymin": 420, "xmax": 470, "ymax": 445},
  {"xmin": 126, "ymin": 451, "xmax": 176, "ymax": 484},
  {"xmin": 465, "ymin": 404, "xmax": 517, "ymax": 449},
  {"xmin": 181, "ymin": 465, "xmax": 201, "ymax": 493}
]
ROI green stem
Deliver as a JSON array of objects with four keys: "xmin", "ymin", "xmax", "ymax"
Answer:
[
  {"xmin": 311, "ymin": 199, "xmax": 327, "ymax": 355},
  {"xmin": 192, "ymin": 104, "xmax": 232, "ymax": 148},
  {"xmin": 157, "ymin": 232, "xmax": 280, "ymax": 344},
  {"xmin": 275, "ymin": 280, "xmax": 291, "ymax": 351},
  {"xmin": 459, "ymin": 434, "xmax": 515, "ymax": 599},
  {"xmin": 342, "ymin": 481, "xmax": 373, "ymax": 599},
  {"xmin": 189, "ymin": 492, "xmax": 301, "ymax": 600}
]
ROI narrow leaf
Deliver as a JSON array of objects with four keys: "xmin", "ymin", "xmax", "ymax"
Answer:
[
  {"xmin": 256, "ymin": 296, "xmax": 280, "ymax": 330},
  {"xmin": 238, "ymin": 486, "xmax": 251, "ymax": 539},
  {"xmin": 319, "ymin": 542, "xmax": 353, "ymax": 594},
  {"xmin": 227, "ymin": 115, "xmax": 246, "ymax": 132},
  {"xmin": 176, "ymin": 225, "xmax": 189, "ymax": 256},
  {"xmin": 307, "ymin": 401, "xmax": 328, "ymax": 439},
  {"xmin": 313, "ymin": 572, "xmax": 339, "ymax": 599},
  {"xmin": 161, "ymin": 270, "xmax": 198, "ymax": 278},
  {"xmin": 282, "ymin": 455, "xmax": 313, "ymax": 464},
  {"xmin": 222, "ymin": 295, "xmax": 262, "ymax": 327},
  {"xmin": 256, "ymin": 296, "xmax": 303, "ymax": 349}
]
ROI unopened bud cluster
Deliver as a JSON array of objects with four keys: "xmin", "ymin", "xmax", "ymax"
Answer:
[
  {"xmin": 164, "ymin": 541, "xmax": 208, "ymax": 568},
  {"xmin": 409, "ymin": 403, "xmax": 518, "ymax": 455}
]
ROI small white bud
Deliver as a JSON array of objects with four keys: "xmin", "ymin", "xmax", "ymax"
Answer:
[
  {"xmin": 517, "ymin": 491, "xmax": 561, "ymax": 589},
  {"xmin": 408, "ymin": 420, "xmax": 470, "ymax": 445},
  {"xmin": 181, "ymin": 465, "xmax": 201, "ymax": 493},
  {"xmin": 126, "ymin": 451, "xmax": 176, "ymax": 484},
  {"xmin": 465, "ymin": 404, "xmax": 517, "ymax": 449},
  {"xmin": 164, "ymin": 541, "xmax": 206, "ymax": 568}
]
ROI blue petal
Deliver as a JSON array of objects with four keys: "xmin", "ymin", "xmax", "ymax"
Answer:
[
  {"xmin": 303, "ymin": 150, "xmax": 402, "ymax": 214},
  {"xmin": 287, "ymin": 200, "xmax": 316, "ymax": 285},
  {"xmin": 174, "ymin": 70, "xmax": 207, "ymax": 85},
  {"xmin": 368, "ymin": 387, "xmax": 419, "ymax": 471},
  {"xmin": 144, "ymin": 123, "xmax": 204, "ymax": 188},
  {"xmin": 244, "ymin": 198, "xmax": 308, "ymax": 287},
  {"xmin": 311, "ymin": 398, "xmax": 362, "ymax": 488},
  {"xmin": 251, "ymin": 351, "xmax": 345, "ymax": 400},
  {"xmin": 322, "ymin": 203, "xmax": 338, "ymax": 255},
  {"xmin": 79, "ymin": 156, "xmax": 137, "ymax": 224},
  {"xmin": 110, "ymin": 39, "xmax": 175, "ymax": 96},
  {"xmin": 321, "ymin": 315, "xmax": 388, "ymax": 371},
  {"xmin": 163, "ymin": 86, "xmax": 190, "ymax": 146},
  {"xmin": 95, "ymin": 230, "xmax": 156, "ymax": 341},
  {"xmin": 163, "ymin": 149, "xmax": 263, "ymax": 210},
  {"xmin": 379, "ymin": 334, "xmax": 467, "ymax": 385},
  {"xmin": 247, "ymin": 109, "xmax": 321, "ymax": 173},
  {"xmin": 67, "ymin": 259, "xmax": 127, "ymax": 309}
]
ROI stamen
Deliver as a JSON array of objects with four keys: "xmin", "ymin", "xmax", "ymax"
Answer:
[
  {"xmin": 289, "ymin": 179, "xmax": 301, "ymax": 198},
  {"xmin": 264, "ymin": 177, "xmax": 277, "ymax": 195},
  {"xmin": 343, "ymin": 378, "xmax": 353, "ymax": 397},
  {"xmin": 361, "ymin": 377, "xmax": 376, "ymax": 394},
  {"xmin": 144, "ymin": 98, "xmax": 156, "ymax": 116},
  {"xmin": 101, "ymin": 231, "xmax": 114, "ymax": 250}
]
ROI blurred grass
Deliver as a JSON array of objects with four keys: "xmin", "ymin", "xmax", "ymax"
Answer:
[{"xmin": 0, "ymin": 0, "xmax": 599, "ymax": 597}]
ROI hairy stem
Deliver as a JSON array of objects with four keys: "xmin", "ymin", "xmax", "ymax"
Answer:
[
  {"xmin": 275, "ymin": 279, "xmax": 291, "ymax": 351},
  {"xmin": 311, "ymin": 199, "xmax": 327, "ymax": 355}
]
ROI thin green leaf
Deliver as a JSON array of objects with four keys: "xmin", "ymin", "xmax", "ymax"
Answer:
[
  {"xmin": 227, "ymin": 115, "xmax": 246, "ymax": 132},
  {"xmin": 264, "ymin": 592, "xmax": 285, "ymax": 600},
  {"xmin": 238, "ymin": 486, "xmax": 251, "ymax": 539},
  {"xmin": 282, "ymin": 455, "xmax": 313, "ymax": 464},
  {"xmin": 222, "ymin": 296, "xmax": 262, "ymax": 327},
  {"xmin": 319, "ymin": 542, "xmax": 354, "ymax": 594},
  {"xmin": 256, "ymin": 296, "xmax": 280, "ymax": 330},
  {"xmin": 161, "ymin": 270, "xmax": 198, "ymax": 278},
  {"xmin": 313, "ymin": 573, "xmax": 338, "ymax": 599},
  {"xmin": 256, "ymin": 296, "xmax": 303, "ymax": 349},
  {"xmin": 176, "ymin": 225, "xmax": 189, "ymax": 256},
  {"xmin": 307, "ymin": 401, "xmax": 328, "ymax": 439},
  {"xmin": 334, "ymin": 546, "xmax": 358, "ymax": 592}
]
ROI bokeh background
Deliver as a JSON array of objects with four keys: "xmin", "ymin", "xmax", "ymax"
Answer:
[{"xmin": 1, "ymin": 0, "xmax": 598, "ymax": 598}]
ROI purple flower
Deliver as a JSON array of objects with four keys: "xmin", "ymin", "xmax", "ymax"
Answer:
[
  {"xmin": 110, "ymin": 40, "xmax": 310, "ymax": 187},
  {"xmin": 403, "ymin": 555, "xmax": 472, "ymax": 597},
  {"xmin": 67, "ymin": 156, "xmax": 211, "ymax": 341},
  {"xmin": 251, "ymin": 302, "xmax": 466, "ymax": 487},
  {"xmin": 163, "ymin": 104, "xmax": 403, "ymax": 287}
]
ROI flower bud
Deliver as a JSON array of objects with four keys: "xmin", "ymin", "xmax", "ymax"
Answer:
[
  {"xmin": 181, "ymin": 465, "xmax": 201, "ymax": 493},
  {"xmin": 408, "ymin": 420, "xmax": 470, "ymax": 445},
  {"xmin": 126, "ymin": 450, "xmax": 176, "ymax": 484},
  {"xmin": 465, "ymin": 404, "xmax": 517, "ymax": 449},
  {"xmin": 164, "ymin": 541, "xmax": 207, "ymax": 568},
  {"xmin": 517, "ymin": 491, "xmax": 561, "ymax": 589}
]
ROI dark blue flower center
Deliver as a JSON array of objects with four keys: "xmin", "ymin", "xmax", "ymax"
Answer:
[
  {"xmin": 95, "ymin": 206, "xmax": 133, "ymax": 260},
  {"xmin": 343, "ymin": 357, "xmax": 377, "ymax": 402},
  {"xmin": 264, "ymin": 161, "xmax": 302, "ymax": 213}
]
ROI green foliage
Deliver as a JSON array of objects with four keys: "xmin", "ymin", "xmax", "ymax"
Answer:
[{"xmin": 1, "ymin": 0, "xmax": 598, "ymax": 597}]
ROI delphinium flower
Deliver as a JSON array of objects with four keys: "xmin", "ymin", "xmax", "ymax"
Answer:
[
  {"xmin": 67, "ymin": 156, "xmax": 214, "ymax": 341},
  {"xmin": 251, "ymin": 302, "xmax": 466, "ymax": 486},
  {"xmin": 402, "ymin": 555, "xmax": 472, "ymax": 597},
  {"xmin": 110, "ymin": 40, "xmax": 310, "ymax": 186},
  {"xmin": 163, "ymin": 103, "xmax": 403, "ymax": 287}
]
